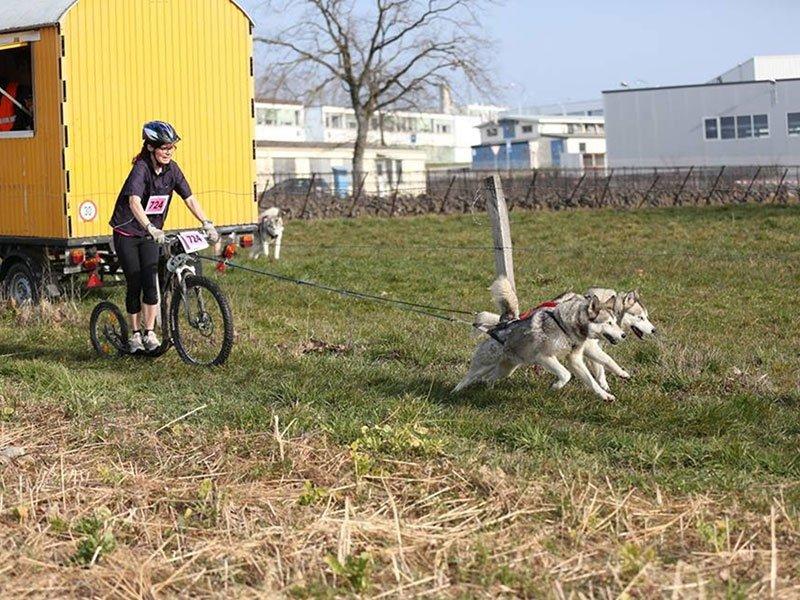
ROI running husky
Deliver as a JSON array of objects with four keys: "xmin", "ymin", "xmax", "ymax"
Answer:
[
  {"xmin": 251, "ymin": 207, "xmax": 284, "ymax": 260},
  {"xmin": 580, "ymin": 287, "xmax": 656, "ymax": 391},
  {"xmin": 473, "ymin": 286, "xmax": 656, "ymax": 392},
  {"xmin": 454, "ymin": 278, "xmax": 626, "ymax": 400}
]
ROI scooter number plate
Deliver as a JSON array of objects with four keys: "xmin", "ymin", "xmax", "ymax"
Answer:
[{"xmin": 177, "ymin": 231, "xmax": 209, "ymax": 253}]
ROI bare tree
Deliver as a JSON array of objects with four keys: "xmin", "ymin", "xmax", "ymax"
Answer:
[{"xmin": 254, "ymin": 0, "xmax": 496, "ymax": 182}]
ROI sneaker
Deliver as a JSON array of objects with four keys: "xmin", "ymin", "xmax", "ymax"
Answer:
[
  {"xmin": 142, "ymin": 329, "xmax": 161, "ymax": 352},
  {"xmin": 128, "ymin": 331, "xmax": 144, "ymax": 353}
]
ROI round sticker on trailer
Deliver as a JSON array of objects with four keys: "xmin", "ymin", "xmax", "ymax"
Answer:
[{"xmin": 79, "ymin": 201, "xmax": 97, "ymax": 222}]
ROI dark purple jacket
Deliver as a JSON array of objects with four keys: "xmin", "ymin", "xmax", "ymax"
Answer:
[{"xmin": 109, "ymin": 157, "xmax": 192, "ymax": 237}]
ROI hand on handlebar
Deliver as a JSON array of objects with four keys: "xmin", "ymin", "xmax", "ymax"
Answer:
[
  {"xmin": 146, "ymin": 222, "xmax": 166, "ymax": 244},
  {"xmin": 202, "ymin": 220, "xmax": 220, "ymax": 244}
]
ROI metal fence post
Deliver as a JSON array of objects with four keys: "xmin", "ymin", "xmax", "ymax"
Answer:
[
  {"xmin": 674, "ymin": 166, "xmax": 693, "ymax": 206},
  {"xmin": 740, "ymin": 166, "xmax": 761, "ymax": 203},
  {"xmin": 705, "ymin": 166, "xmax": 726, "ymax": 205},
  {"xmin": 637, "ymin": 169, "xmax": 660, "ymax": 208},
  {"xmin": 523, "ymin": 169, "xmax": 537, "ymax": 208},
  {"xmin": 774, "ymin": 167, "xmax": 789, "ymax": 204},
  {"xmin": 566, "ymin": 172, "xmax": 587, "ymax": 206},
  {"xmin": 599, "ymin": 168, "xmax": 614, "ymax": 206},
  {"xmin": 299, "ymin": 172, "xmax": 317, "ymax": 219},
  {"xmin": 439, "ymin": 174, "xmax": 457, "ymax": 213},
  {"xmin": 389, "ymin": 180, "xmax": 400, "ymax": 217},
  {"xmin": 348, "ymin": 172, "xmax": 369, "ymax": 218}
]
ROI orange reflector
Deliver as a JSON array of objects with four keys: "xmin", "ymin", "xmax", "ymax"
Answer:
[
  {"xmin": 216, "ymin": 261, "xmax": 227, "ymax": 273},
  {"xmin": 239, "ymin": 234, "xmax": 254, "ymax": 248},
  {"xmin": 83, "ymin": 257, "xmax": 101, "ymax": 271},
  {"xmin": 70, "ymin": 249, "xmax": 85, "ymax": 265},
  {"xmin": 86, "ymin": 272, "xmax": 103, "ymax": 288},
  {"xmin": 223, "ymin": 243, "xmax": 237, "ymax": 259}
]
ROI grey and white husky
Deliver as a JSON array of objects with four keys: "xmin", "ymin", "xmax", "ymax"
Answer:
[
  {"xmin": 251, "ymin": 207, "xmax": 284, "ymax": 260},
  {"xmin": 454, "ymin": 277, "xmax": 626, "ymax": 401},
  {"xmin": 580, "ymin": 287, "xmax": 656, "ymax": 391},
  {"xmin": 473, "ymin": 285, "xmax": 657, "ymax": 393}
]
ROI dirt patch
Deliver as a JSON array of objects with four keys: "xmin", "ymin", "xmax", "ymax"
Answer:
[{"xmin": 278, "ymin": 337, "xmax": 355, "ymax": 357}]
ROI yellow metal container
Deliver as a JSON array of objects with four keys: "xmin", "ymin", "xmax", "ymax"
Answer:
[{"xmin": 0, "ymin": 0, "xmax": 256, "ymax": 242}]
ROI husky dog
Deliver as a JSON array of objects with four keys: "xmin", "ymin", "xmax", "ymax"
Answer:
[
  {"xmin": 455, "ymin": 277, "xmax": 626, "ymax": 401},
  {"xmin": 581, "ymin": 288, "xmax": 656, "ymax": 391},
  {"xmin": 251, "ymin": 207, "xmax": 284, "ymax": 260},
  {"xmin": 473, "ymin": 286, "xmax": 656, "ymax": 392}
]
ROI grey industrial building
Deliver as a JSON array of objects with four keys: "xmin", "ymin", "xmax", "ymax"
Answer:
[{"xmin": 603, "ymin": 55, "xmax": 800, "ymax": 167}]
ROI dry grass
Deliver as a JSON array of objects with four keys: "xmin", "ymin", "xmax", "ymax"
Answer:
[{"xmin": 1, "ymin": 403, "xmax": 798, "ymax": 598}]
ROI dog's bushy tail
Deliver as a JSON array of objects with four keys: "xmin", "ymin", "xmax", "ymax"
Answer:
[
  {"xmin": 490, "ymin": 276, "xmax": 519, "ymax": 320},
  {"xmin": 471, "ymin": 311, "xmax": 501, "ymax": 338}
]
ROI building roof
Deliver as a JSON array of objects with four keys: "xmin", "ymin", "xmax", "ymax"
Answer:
[
  {"xmin": 476, "ymin": 114, "xmax": 605, "ymax": 128},
  {"xmin": 0, "ymin": 0, "xmax": 253, "ymax": 34},
  {"xmin": 602, "ymin": 77, "xmax": 800, "ymax": 95},
  {"xmin": 256, "ymin": 140, "xmax": 424, "ymax": 152},
  {"xmin": 255, "ymin": 98, "xmax": 304, "ymax": 106}
]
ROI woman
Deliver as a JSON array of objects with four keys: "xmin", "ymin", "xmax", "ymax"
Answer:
[{"xmin": 109, "ymin": 121, "xmax": 219, "ymax": 353}]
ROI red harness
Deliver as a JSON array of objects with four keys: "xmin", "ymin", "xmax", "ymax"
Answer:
[{"xmin": 518, "ymin": 300, "xmax": 559, "ymax": 321}]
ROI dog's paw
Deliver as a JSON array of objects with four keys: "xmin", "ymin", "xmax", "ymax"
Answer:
[
  {"xmin": 550, "ymin": 379, "xmax": 569, "ymax": 391},
  {"xmin": 601, "ymin": 391, "xmax": 616, "ymax": 402},
  {"xmin": 617, "ymin": 369, "xmax": 631, "ymax": 379}
]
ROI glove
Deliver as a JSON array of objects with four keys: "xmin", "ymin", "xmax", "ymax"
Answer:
[
  {"xmin": 203, "ymin": 220, "xmax": 220, "ymax": 244},
  {"xmin": 146, "ymin": 222, "xmax": 166, "ymax": 243}
]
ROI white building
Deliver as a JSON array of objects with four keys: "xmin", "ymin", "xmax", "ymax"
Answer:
[
  {"xmin": 472, "ymin": 115, "xmax": 606, "ymax": 170},
  {"xmin": 603, "ymin": 56, "xmax": 800, "ymax": 167},
  {"xmin": 711, "ymin": 55, "xmax": 800, "ymax": 84},
  {"xmin": 255, "ymin": 141, "xmax": 427, "ymax": 197},
  {"xmin": 303, "ymin": 104, "xmax": 504, "ymax": 167},
  {"xmin": 255, "ymin": 99, "xmax": 305, "ymax": 142},
  {"xmin": 502, "ymin": 99, "xmax": 604, "ymax": 117}
]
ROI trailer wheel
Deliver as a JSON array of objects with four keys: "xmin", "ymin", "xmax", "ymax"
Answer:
[{"xmin": 1, "ymin": 261, "xmax": 40, "ymax": 305}]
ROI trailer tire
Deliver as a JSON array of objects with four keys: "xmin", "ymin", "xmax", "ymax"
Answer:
[{"xmin": 1, "ymin": 261, "xmax": 40, "ymax": 305}]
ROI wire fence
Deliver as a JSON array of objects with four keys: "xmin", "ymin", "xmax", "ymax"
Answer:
[{"xmin": 258, "ymin": 165, "xmax": 800, "ymax": 219}]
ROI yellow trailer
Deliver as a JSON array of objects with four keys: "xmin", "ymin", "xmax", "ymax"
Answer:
[{"xmin": 0, "ymin": 0, "xmax": 257, "ymax": 302}]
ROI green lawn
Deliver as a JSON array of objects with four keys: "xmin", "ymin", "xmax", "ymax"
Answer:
[
  {"xmin": 1, "ymin": 204, "xmax": 798, "ymax": 596},
  {"xmin": 2, "ymin": 205, "xmax": 799, "ymax": 493}
]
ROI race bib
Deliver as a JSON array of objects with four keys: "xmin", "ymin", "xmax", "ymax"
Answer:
[
  {"xmin": 177, "ymin": 230, "xmax": 209, "ymax": 253},
  {"xmin": 144, "ymin": 195, "xmax": 169, "ymax": 215}
]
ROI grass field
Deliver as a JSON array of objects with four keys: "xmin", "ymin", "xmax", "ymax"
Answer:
[{"xmin": 1, "ymin": 204, "xmax": 799, "ymax": 597}]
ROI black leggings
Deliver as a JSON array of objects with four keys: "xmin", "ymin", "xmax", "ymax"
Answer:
[{"xmin": 113, "ymin": 232, "xmax": 160, "ymax": 315}]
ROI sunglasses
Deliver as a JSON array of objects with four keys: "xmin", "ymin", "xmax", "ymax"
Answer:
[{"xmin": 157, "ymin": 144, "xmax": 177, "ymax": 152}]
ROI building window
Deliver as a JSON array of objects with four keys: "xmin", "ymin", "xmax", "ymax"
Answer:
[
  {"xmin": 579, "ymin": 142, "xmax": 586, "ymax": 152},
  {"xmin": 753, "ymin": 114, "xmax": 769, "ymax": 137},
  {"xmin": 257, "ymin": 108, "xmax": 300, "ymax": 127},
  {"xmin": 736, "ymin": 115, "xmax": 752, "ymax": 138},
  {"xmin": 522, "ymin": 125, "xmax": 533, "ymax": 133},
  {"xmin": 704, "ymin": 118, "xmax": 718, "ymax": 139},
  {"xmin": 0, "ymin": 43, "xmax": 35, "ymax": 136},
  {"xmin": 720, "ymin": 116, "xmax": 736, "ymax": 140},
  {"xmin": 788, "ymin": 112, "xmax": 800, "ymax": 136},
  {"xmin": 486, "ymin": 127, "xmax": 498, "ymax": 136}
]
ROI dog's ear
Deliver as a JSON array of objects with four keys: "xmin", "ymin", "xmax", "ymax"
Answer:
[
  {"xmin": 588, "ymin": 295, "xmax": 601, "ymax": 319},
  {"xmin": 624, "ymin": 291, "xmax": 637, "ymax": 309},
  {"xmin": 603, "ymin": 294, "xmax": 617, "ymax": 310},
  {"xmin": 634, "ymin": 289, "xmax": 641, "ymax": 301}
]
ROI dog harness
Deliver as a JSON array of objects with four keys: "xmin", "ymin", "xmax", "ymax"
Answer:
[{"xmin": 483, "ymin": 299, "xmax": 561, "ymax": 345}]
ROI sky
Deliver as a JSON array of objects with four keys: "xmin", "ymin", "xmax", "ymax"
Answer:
[{"xmin": 240, "ymin": 0, "xmax": 800, "ymax": 107}]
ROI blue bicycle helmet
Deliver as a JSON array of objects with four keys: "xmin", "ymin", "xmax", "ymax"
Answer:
[{"xmin": 142, "ymin": 120, "xmax": 181, "ymax": 146}]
